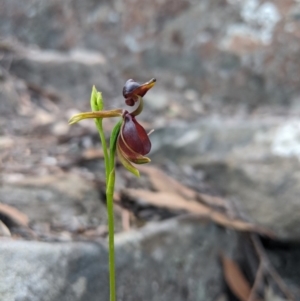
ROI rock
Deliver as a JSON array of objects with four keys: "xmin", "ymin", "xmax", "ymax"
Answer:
[
  {"xmin": 151, "ymin": 118, "xmax": 300, "ymax": 240},
  {"xmin": 0, "ymin": 0, "xmax": 118, "ymax": 51},
  {"xmin": 129, "ymin": 0, "xmax": 300, "ymax": 111},
  {"xmin": 0, "ymin": 77, "xmax": 19, "ymax": 116},
  {"xmin": 0, "ymin": 217, "xmax": 239, "ymax": 301},
  {"xmin": 0, "ymin": 136, "xmax": 14, "ymax": 149},
  {"xmin": 3, "ymin": 0, "xmax": 300, "ymax": 111},
  {"xmin": 0, "ymin": 173, "xmax": 107, "ymax": 230},
  {"xmin": 0, "ymin": 239, "xmax": 107, "ymax": 301},
  {"xmin": 6, "ymin": 47, "xmax": 122, "ymax": 105}
]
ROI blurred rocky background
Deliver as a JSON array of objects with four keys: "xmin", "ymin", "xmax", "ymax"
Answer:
[{"xmin": 1, "ymin": 0, "xmax": 300, "ymax": 300}]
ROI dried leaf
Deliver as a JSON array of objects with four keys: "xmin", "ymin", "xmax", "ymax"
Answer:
[
  {"xmin": 221, "ymin": 254, "xmax": 251, "ymax": 301},
  {"xmin": 120, "ymin": 189, "xmax": 272, "ymax": 235},
  {"xmin": 122, "ymin": 189, "xmax": 208, "ymax": 213},
  {"xmin": 83, "ymin": 225, "xmax": 108, "ymax": 238},
  {"xmin": 138, "ymin": 166, "xmax": 274, "ymax": 236},
  {"xmin": 121, "ymin": 209, "xmax": 131, "ymax": 231},
  {"xmin": 139, "ymin": 165, "xmax": 195, "ymax": 199},
  {"xmin": 139, "ymin": 165, "xmax": 229, "ymax": 209},
  {"xmin": 210, "ymin": 211, "xmax": 271, "ymax": 234},
  {"xmin": 0, "ymin": 203, "xmax": 29, "ymax": 228},
  {"xmin": 82, "ymin": 148, "xmax": 104, "ymax": 160},
  {"xmin": 197, "ymin": 193, "xmax": 229, "ymax": 209}
]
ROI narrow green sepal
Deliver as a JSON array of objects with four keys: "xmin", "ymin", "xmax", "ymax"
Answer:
[
  {"xmin": 117, "ymin": 146, "xmax": 140, "ymax": 177},
  {"xmin": 110, "ymin": 120, "xmax": 122, "ymax": 154},
  {"xmin": 109, "ymin": 120, "xmax": 122, "ymax": 171},
  {"xmin": 130, "ymin": 156, "xmax": 151, "ymax": 164}
]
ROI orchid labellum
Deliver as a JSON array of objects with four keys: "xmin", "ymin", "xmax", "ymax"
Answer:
[{"xmin": 117, "ymin": 110, "xmax": 151, "ymax": 173}]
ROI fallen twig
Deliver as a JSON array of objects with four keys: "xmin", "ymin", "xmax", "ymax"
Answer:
[
  {"xmin": 251, "ymin": 234, "xmax": 295, "ymax": 301},
  {"xmin": 247, "ymin": 262, "xmax": 264, "ymax": 301}
]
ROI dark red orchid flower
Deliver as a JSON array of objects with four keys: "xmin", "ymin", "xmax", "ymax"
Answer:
[
  {"xmin": 117, "ymin": 111, "xmax": 151, "ymax": 165},
  {"xmin": 69, "ymin": 78, "xmax": 155, "ymax": 176},
  {"xmin": 123, "ymin": 78, "xmax": 156, "ymax": 106}
]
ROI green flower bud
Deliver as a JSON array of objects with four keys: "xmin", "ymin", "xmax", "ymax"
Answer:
[
  {"xmin": 90, "ymin": 86, "xmax": 104, "ymax": 111},
  {"xmin": 90, "ymin": 86, "xmax": 99, "ymax": 111},
  {"xmin": 96, "ymin": 91, "xmax": 104, "ymax": 111}
]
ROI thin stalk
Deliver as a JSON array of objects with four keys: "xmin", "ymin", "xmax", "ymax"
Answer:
[
  {"xmin": 95, "ymin": 117, "xmax": 117, "ymax": 300},
  {"xmin": 105, "ymin": 120, "xmax": 121, "ymax": 301},
  {"xmin": 106, "ymin": 168, "xmax": 116, "ymax": 301},
  {"xmin": 109, "ymin": 120, "xmax": 122, "ymax": 172}
]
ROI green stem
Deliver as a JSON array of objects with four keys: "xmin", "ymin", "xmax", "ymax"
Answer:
[
  {"xmin": 106, "ymin": 168, "xmax": 116, "ymax": 301},
  {"xmin": 106, "ymin": 120, "xmax": 121, "ymax": 301},
  {"xmin": 95, "ymin": 119, "xmax": 110, "ymax": 181},
  {"xmin": 96, "ymin": 118, "xmax": 121, "ymax": 301}
]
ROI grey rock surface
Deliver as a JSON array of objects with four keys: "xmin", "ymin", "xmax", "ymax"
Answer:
[
  {"xmin": 2, "ymin": 0, "xmax": 300, "ymax": 111},
  {"xmin": 151, "ymin": 118, "xmax": 300, "ymax": 240},
  {"xmin": 121, "ymin": 0, "xmax": 300, "ymax": 111},
  {"xmin": 0, "ymin": 77, "xmax": 19, "ymax": 116},
  {"xmin": 0, "ymin": 173, "xmax": 107, "ymax": 231},
  {"xmin": 0, "ymin": 217, "xmax": 239, "ymax": 301},
  {"xmin": 0, "ymin": 239, "xmax": 107, "ymax": 301},
  {"xmin": 0, "ymin": 0, "xmax": 119, "ymax": 52},
  {"xmin": 6, "ymin": 47, "xmax": 122, "ymax": 105}
]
